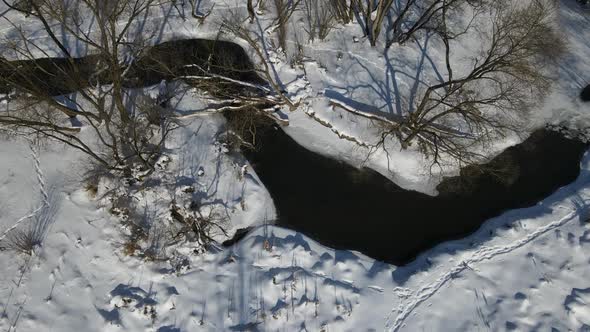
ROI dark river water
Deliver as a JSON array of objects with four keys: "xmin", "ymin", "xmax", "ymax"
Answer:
[
  {"xmin": 242, "ymin": 125, "xmax": 588, "ymax": 265},
  {"xmin": 0, "ymin": 39, "xmax": 263, "ymax": 95},
  {"xmin": 1, "ymin": 38, "xmax": 587, "ymax": 265}
]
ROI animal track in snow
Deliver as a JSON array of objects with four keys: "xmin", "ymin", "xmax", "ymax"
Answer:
[
  {"xmin": 386, "ymin": 209, "xmax": 579, "ymax": 331},
  {"xmin": 0, "ymin": 142, "xmax": 49, "ymax": 242}
]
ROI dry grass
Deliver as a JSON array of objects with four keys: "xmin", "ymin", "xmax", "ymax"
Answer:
[
  {"xmin": 4, "ymin": 225, "xmax": 41, "ymax": 255},
  {"xmin": 123, "ymin": 240, "xmax": 140, "ymax": 256}
]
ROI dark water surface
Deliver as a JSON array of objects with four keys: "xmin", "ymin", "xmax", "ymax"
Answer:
[
  {"xmin": 243, "ymin": 126, "xmax": 588, "ymax": 265},
  {"xmin": 0, "ymin": 39, "xmax": 264, "ymax": 95}
]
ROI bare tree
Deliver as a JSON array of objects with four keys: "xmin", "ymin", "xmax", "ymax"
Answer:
[
  {"xmin": 220, "ymin": 14, "xmax": 299, "ymax": 114},
  {"xmin": 385, "ymin": 0, "xmax": 472, "ymax": 47},
  {"xmin": 329, "ymin": 0, "xmax": 354, "ymax": 24},
  {"xmin": 351, "ymin": 0, "xmax": 394, "ymax": 46},
  {"xmin": 247, "ymin": 0, "xmax": 256, "ymax": 22},
  {"xmin": 335, "ymin": 0, "xmax": 564, "ymax": 168},
  {"xmin": 267, "ymin": 0, "xmax": 300, "ymax": 49},
  {"xmin": 190, "ymin": 0, "xmax": 214, "ymax": 20},
  {"xmin": 0, "ymin": 0, "xmax": 178, "ymax": 176},
  {"xmin": 302, "ymin": 0, "xmax": 335, "ymax": 42},
  {"xmin": 351, "ymin": 0, "xmax": 482, "ymax": 47}
]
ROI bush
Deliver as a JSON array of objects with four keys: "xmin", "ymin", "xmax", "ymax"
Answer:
[{"xmin": 4, "ymin": 225, "xmax": 41, "ymax": 255}]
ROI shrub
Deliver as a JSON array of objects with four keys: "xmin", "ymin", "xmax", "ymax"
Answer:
[{"xmin": 4, "ymin": 225, "xmax": 41, "ymax": 255}]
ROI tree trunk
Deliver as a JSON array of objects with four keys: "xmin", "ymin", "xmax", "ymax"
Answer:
[{"xmin": 247, "ymin": 0, "xmax": 255, "ymax": 23}]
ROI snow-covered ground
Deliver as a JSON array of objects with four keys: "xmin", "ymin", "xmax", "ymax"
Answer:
[
  {"xmin": 1, "ymin": 121, "xmax": 590, "ymax": 331},
  {"xmin": 1, "ymin": 0, "xmax": 590, "ymax": 331}
]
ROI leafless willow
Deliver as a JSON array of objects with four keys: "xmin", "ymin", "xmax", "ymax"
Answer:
[
  {"xmin": 0, "ymin": 0, "xmax": 180, "ymax": 177},
  {"xmin": 350, "ymin": 0, "xmax": 485, "ymax": 47},
  {"xmin": 302, "ymin": 0, "xmax": 335, "ymax": 42},
  {"xmin": 221, "ymin": 14, "xmax": 298, "ymax": 112},
  {"xmin": 338, "ymin": 0, "xmax": 564, "ymax": 168}
]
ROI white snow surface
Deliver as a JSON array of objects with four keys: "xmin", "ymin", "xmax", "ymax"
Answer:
[
  {"xmin": 2, "ymin": 121, "xmax": 590, "ymax": 332},
  {"xmin": 1, "ymin": 0, "xmax": 590, "ymax": 331}
]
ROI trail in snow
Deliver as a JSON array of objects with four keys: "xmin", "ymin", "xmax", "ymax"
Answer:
[
  {"xmin": 0, "ymin": 142, "xmax": 48, "ymax": 242},
  {"xmin": 386, "ymin": 208, "xmax": 579, "ymax": 332}
]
